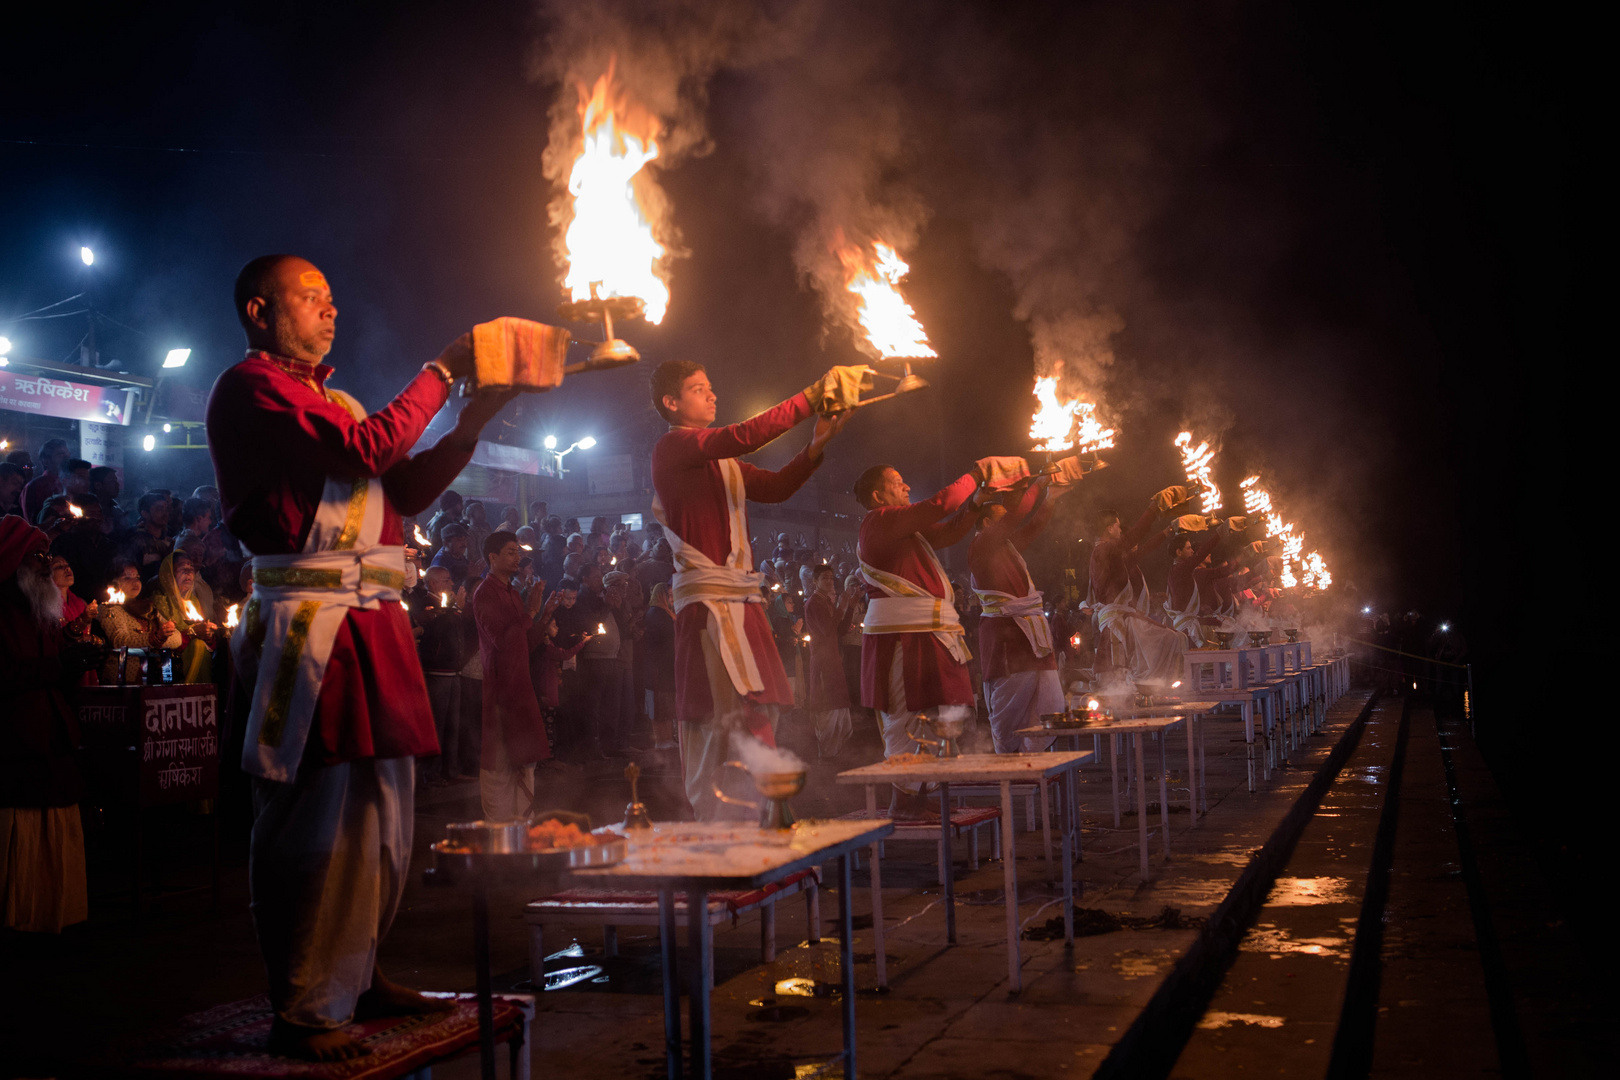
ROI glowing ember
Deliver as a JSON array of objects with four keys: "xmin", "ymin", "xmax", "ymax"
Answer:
[
  {"xmin": 1029, "ymin": 376, "xmax": 1115, "ymax": 453},
  {"xmin": 183, "ymin": 599, "xmax": 204, "ymax": 622},
  {"xmin": 106, "ymin": 587, "xmax": 126, "ymax": 604},
  {"xmin": 834, "ymin": 238, "xmax": 935, "ymax": 359},
  {"xmin": 413, "ymin": 524, "xmax": 431, "ymax": 546},
  {"xmin": 560, "ymin": 61, "xmax": 669, "ymax": 323},
  {"xmin": 1174, "ymin": 431, "xmax": 1221, "ymax": 513},
  {"xmin": 225, "ymin": 603, "xmax": 240, "ymax": 628}
]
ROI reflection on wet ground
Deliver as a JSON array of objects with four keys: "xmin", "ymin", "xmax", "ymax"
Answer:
[
  {"xmin": 1265, "ymin": 876, "xmax": 1352, "ymax": 905},
  {"xmin": 1242, "ymin": 921, "xmax": 1353, "ymax": 959},
  {"xmin": 1198, "ymin": 1011, "xmax": 1286, "ymax": 1029}
]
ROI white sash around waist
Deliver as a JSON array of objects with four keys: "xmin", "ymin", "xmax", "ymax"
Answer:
[
  {"xmin": 975, "ymin": 588, "xmax": 1053, "ymax": 658},
  {"xmin": 652, "ymin": 456, "xmax": 766, "ymax": 701},
  {"xmin": 859, "ymin": 536, "xmax": 970, "ymax": 665},
  {"xmin": 1163, "ymin": 580, "xmax": 1203, "ymax": 646}
]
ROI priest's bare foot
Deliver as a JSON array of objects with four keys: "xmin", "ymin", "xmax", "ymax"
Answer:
[
  {"xmin": 354, "ymin": 965, "xmax": 454, "ymax": 1019},
  {"xmin": 268, "ymin": 1017, "xmax": 370, "ymax": 1061}
]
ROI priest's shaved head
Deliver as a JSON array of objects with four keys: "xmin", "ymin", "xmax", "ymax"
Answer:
[{"xmin": 233, "ymin": 254, "xmax": 337, "ymax": 364}]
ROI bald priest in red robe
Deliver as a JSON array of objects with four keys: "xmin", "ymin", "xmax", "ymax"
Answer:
[
  {"xmin": 649, "ymin": 360, "xmax": 851, "ymax": 820},
  {"xmin": 207, "ymin": 254, "xmax": 518, "ymax": 1061},
  {"xmin": 855, "ymin": 456, "xmax": 1028, "ymax": 812}
]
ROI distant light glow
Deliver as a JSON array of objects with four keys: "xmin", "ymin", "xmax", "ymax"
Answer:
[
  {"xmin": 1439, "ymin": 622, "xmax": 1450, "ymax": 632},
  {"xmin": 142, "ymin": 434, "xmax": 155, "ymax": 452},
  {"xmin": 543, "ymin": 435, "xmax": 558, "ymax": 450},
  {"xmin": 1362, "ymin": 606, "xmax": 1372, "ymax": 615},
  {"xmin": 162, "ymin": 348, "xmax": 191, "ymax": 368},
  {"xmin": 162, "ymin": 423, "xmax": 172, "ymax": 433},
  {"xmin": 578, "ymin": 436, "xmax": 597, "ymax": 450},
  {"xmin": 0, "ymin": 336, "xmax": 11, "ymax": 355},
  {"xmin": 80, "ymin": 246, "xmax": 95, "ymax": 266}
]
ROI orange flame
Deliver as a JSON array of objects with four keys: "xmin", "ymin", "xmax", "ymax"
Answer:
[
  {"xmin": 413, "ymin": 524, "xmax": 431, "ymax": 547},
  {"xmin": 1173, "ymin": 432, "xmax": 1221, "ymax": 513},
  {"xmin": 67, "ymin": 502, "xmax": 84, "ymax": 518},
  {"xmin": 225, "ymin": 603, "xmax": 240, "ymax": 628},
  {"xmin": 107, "ymin": 586, "xmax": 126, "ymax": 604},
  {"xmin": 834, "ymin": 238, "xmax": 935, "ymax": 359},
  {"xmin": 561, "ymin": 62, "xmax": 668, "ymax": 323},
  {"xmin": 1030, "ymin": 376, "xmax": 1115, "ymax": 453},
  {"xmin": 183, "ymin": 599, "xmax": 203, "ymax": 622}
]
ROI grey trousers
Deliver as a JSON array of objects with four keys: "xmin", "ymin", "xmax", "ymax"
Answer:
[{"xmin": 249, "ymin": 757, "xmax": 414, "ymax": 1030}]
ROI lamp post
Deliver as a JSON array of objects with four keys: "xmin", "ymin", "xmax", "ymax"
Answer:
[{"xmin": 545, "ymin": 435, "xmax": 596, "ymax": 476}]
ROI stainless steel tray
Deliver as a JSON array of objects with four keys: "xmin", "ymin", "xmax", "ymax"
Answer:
[{"xmin": 430, "ymin": 831, "xmax": 628, "ymax": 880}]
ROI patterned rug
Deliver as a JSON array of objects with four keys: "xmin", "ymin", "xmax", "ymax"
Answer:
[{"xmin": 122, "ymin": 993, "xmax": 528, "ymax": 1078}]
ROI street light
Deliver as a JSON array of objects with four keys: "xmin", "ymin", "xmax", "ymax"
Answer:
[
  {"xmin": 543, "ymin": 435, "xmax": 558, "ymax": 450},
  {"xmin": 0, "ymin": 336, "xmax": 11, "ymax": 354},
  {"xmin": 578, "ymin": 436, "xmax": 597, "ymax": 450},
  {"xmin": 142, "ymin": 434, "xmax": 156, "ymax": 452},
  {"xmin": 80, "ymin": 246, "xmax": 95, "ymax": 266},
  {"xmin": 548, "ymin": 436, "xmax": 597, "ymax": 475},
  {"xmin": 162, "ymin": 348, "xmax": 191, "ymax": 369}
]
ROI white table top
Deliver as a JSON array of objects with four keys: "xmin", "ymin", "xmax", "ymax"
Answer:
[
  {"xmin": 835, "ymin": 751, "xmax": 1092, "ymax": 785},
  {"xmin": 570, "ymin": 819, "xmax": 892, "ymax": 890}
]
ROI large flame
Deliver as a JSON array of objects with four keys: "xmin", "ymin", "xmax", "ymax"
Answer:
[
  {"xmin": 1030, "ymin": 376, "xmax": 1115, "ymax": 453},
  {"xmin": 561, "ymin": 63, "xmax": 669, "ymax": 323},
  {"xmin": 1174, "ymin": 432, "xmax": 1221, "ymax": 513},
  {"xmin": 835, "ymin": 239, "xmax": 935, "ymax": 359},
  {"xmin": 1240, "ymin": 475, "xmax": 1320, "ymax": 590}
]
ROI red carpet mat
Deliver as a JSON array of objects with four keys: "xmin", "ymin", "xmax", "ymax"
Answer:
[{"xmin": 122, "ymin": 993, "xmax": 528, "ymax": 1078}]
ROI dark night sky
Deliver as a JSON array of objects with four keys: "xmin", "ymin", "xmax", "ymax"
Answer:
[{"xmin": 1, "ymin": 1, "xmax": 1576, "ymax": 661}]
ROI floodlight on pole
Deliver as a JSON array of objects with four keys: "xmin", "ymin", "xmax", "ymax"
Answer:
[
  {"xmin": 0, "ymin": 336, "xmax": 11, "ymax": 355},
  {"xmin": 543, "ymin": 435, "xmax": 558, "ymax": 450},
  {"xmin": 162, "ymin": 348, "xmax": 191, "ymax": 369},
  {"xmin": 80, "ymin": 247, "xmax": 95, "ymax": 266},
  {"xmin": 142, "ymin": 434, "xmax": 156, "ymax": 452},
  {"xmin": 578, "ymin": 436, "xmax": 597, "ymax": 450}
]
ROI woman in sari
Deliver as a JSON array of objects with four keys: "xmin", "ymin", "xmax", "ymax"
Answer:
[
  {"xmin": 95, "ymin": 559, "xmax": 181, "ymax": 685},
  {"xmin": 151, "ymin": 550, "xmax": 219, "ymax": 684}
]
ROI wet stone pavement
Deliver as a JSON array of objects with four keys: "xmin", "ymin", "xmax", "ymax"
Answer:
[{"xmin": 0, "ymin": 687, "xmax": 1602, "ymax": 1078}]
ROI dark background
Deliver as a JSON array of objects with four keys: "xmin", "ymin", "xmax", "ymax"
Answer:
[{"xmin": 2, "ymin": 2, "xmax": 1593, "ymax": 919}]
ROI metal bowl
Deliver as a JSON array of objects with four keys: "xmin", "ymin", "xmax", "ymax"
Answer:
[
  {"xmin": 753, "ymin": 770, "xmax": 808, "ymax": 801},
  {"xmin": 445, "ymin": 820, "xmax": 527, "ymax": 854},
  {"xmin": 1205, "ymin": 630, "xmax": 1234, "ymax": 648},
  {"xmin": 1249, "ymin": 630, "xmax": 1272, "ymax": 646},
  {"xmin": 1283, "ymin": 628, "xmax": 1300, "ymax": 643}
]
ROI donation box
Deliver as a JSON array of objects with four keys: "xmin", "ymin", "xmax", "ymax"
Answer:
[{"xmin": 75, "ymin": 684, "xmax": 220, "ymax": 807}]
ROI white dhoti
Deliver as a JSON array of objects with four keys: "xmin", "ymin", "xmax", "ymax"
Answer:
[
  {"xmin": 479, "ymin": 728, "xmax": 535, "ymax": 821},
  {"xmin": 682, "ymin": 631, "xmax": 779, "ymax": 822},
  {"xmin": 810, "ymin": 707, "xmax": 853, "ymax": 759},
  {"xmin": 878, "ymin": 650, "xmax": 973, "ymax": 796},
  {"xmin": 985, "ymin": 669, "xmax": 1063, "ymax": 754},
  {"xmin": 249, "ymin": 757, "xmax": 413, "ymax": 1030},
  {"xmin": 0, "ymin": 806, "xmax": 87, "ymax": 934}
]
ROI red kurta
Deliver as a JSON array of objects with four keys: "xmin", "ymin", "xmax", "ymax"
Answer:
[
  {"xmin": 207, "ymin": 350, "xmax": 474, "ymax": 765},
  {"xmin": 1167, "ymin": 530, "xmax": 1224, "ymax": 612},
  {"xmin": 650, "ymin": 392, "xmax": 821, "ymax": 723},
  {"xmin": 804, "ymin": 591, "xmax": 854, "ymax": 711},
  {"xmin": 969, "ymin": 482, "xmax": 1058, "ymax": 681},
  {"xmin": 1087, "ymin": 506, "xmax": 1157, "ymax": 605},
  {"xmin": 858, "ymin": 472, "xmax": 980, "ymax": 712},
  {"xmin": 472, "ymin": 574, "xmax": 549, "ymax": 767}
]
